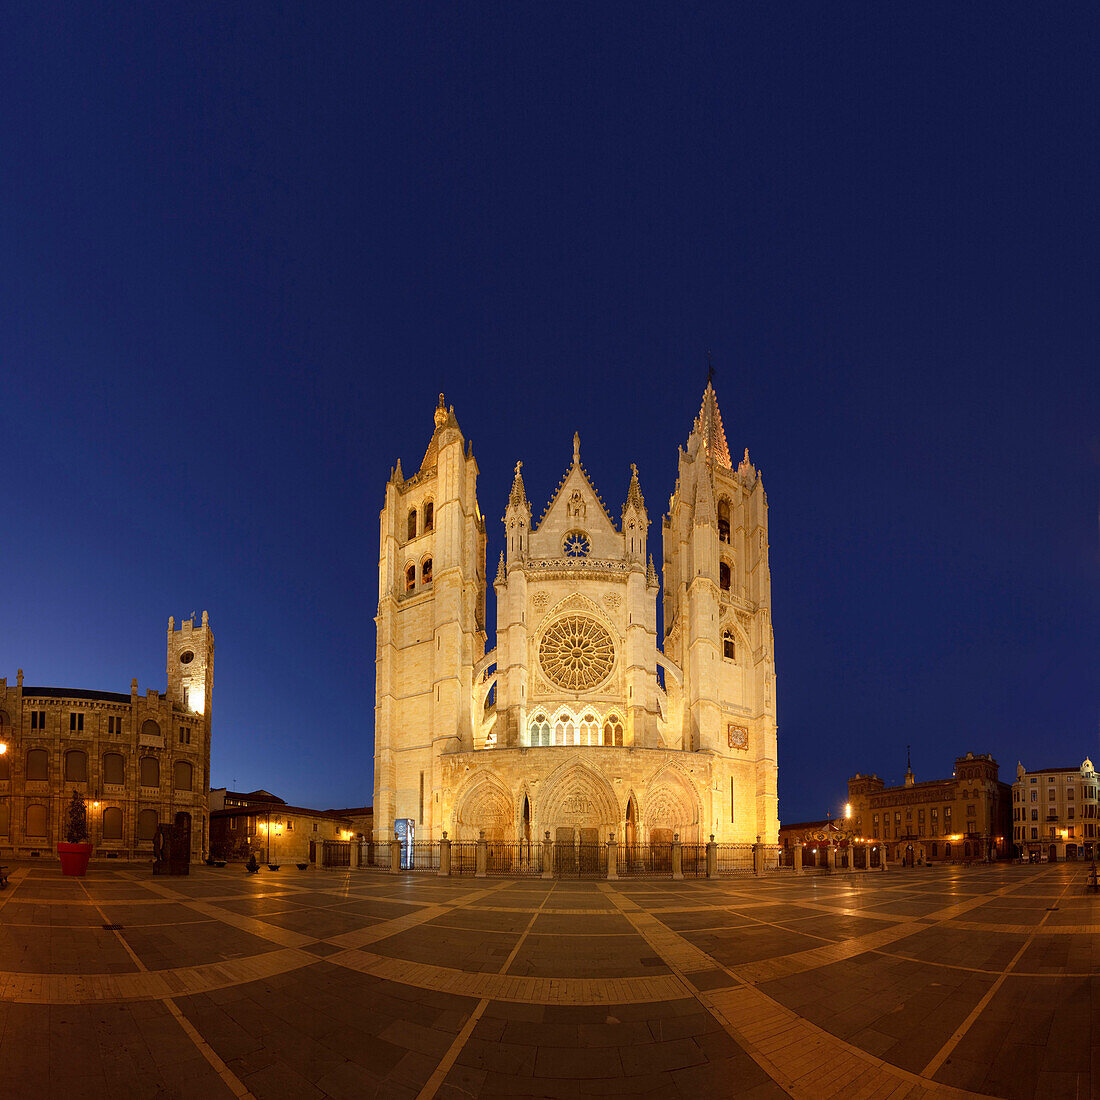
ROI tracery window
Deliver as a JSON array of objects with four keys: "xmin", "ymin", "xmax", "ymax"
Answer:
[
  {"xmin": 539, "ymin": 615, "xmax": 615, "ymax": 692},
  {"xmin": 407, "ymin": 510, "xmax": 417, "ymax": 540},
  {"xmin": 580, "ymin": 713, "xmax": 598, "ymax": 746},
  {"xmin": 529, "ymin": 714, "xmax": 550, "ymax": 746},
  {"xmin": 562, "ymin": 530, "xmax": 591, "ymax": 558},
  {"xmin": 718, "ymin": 499, "xmax": 731, "ymax": 543},
  {"xmin": 423, "ymin": 501, "xmax": 433, "ymax": 532},
  {"xmin": 722, "ymin": 631, "xmax": 736, "ymax": 660},
  {"xmin": 720, "ymin": 562, "xmax": 731, "ymax": 591},
  {"xmin": 603, "ymin": 716, "xmax": 624, "ymax": 746}
]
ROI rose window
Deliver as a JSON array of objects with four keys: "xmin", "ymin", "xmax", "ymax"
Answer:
[
  {"xmin": 538, "ymin": 615, "xmax": 615, "ymax": 692},
  {"xmin": 562, "ymin": 530, "xmax": 591, "ymax": 558}
]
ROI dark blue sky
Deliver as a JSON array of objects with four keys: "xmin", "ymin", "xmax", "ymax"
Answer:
[{"xmin": 1, "ymin": 5, "xmax": 1096, "ymax": 819}]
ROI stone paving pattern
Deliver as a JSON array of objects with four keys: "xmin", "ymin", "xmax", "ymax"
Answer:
[{"xmin": 0, "ymin": 861, "xmax": 1095, "ymax": 1097}]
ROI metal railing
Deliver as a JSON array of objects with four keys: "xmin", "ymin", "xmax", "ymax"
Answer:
[
  {"xmin": 715, "ymin": 843, "xmax": 755, "ymax": 875},
  {"xmin": 450, "ymin": 841, "xmax": 478, "ymax": 875},
  {"xmin": 400, "ymin": 842, "xmax": 439, "ymax": 871},
  {"xmin": 680, "ymin": 843, "xmax": 708, "ymax": 877},
  {"xmin": 321, "ymin": 840, "xmax": 350, "ymax": 868},
  {"xmin": 486, "ymin": 841, "xmax": 542, "ymax": 876},
  {"xmin": 555, "ymin": 841, "xmax": 608, "ymax": 877},
  {"xmin": 617, "ymin": 844, "xmax": 672, "ymax": 876}
]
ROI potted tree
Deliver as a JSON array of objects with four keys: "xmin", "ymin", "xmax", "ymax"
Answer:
[{"xmin": 58, "ymin": 789, "xmax": 93, "ymax": 876}]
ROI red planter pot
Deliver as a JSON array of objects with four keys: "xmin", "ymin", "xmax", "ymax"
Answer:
[{"xmin": 57, "ymin": 842, "xmax": 93, "ymax": 877}]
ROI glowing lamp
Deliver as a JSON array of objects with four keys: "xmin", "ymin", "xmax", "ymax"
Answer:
[
  {"xmin": 0, "ymin": 742, "xmax": 7, "ymax": 754},
  {"xmin": 187, "ymin": 686, "xmax": 205, "ymax": 714},
  {"xmin": 844, "ymin": 803, "xmax": 851, "ymax": 819}
]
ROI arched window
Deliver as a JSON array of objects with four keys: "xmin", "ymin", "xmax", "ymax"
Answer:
[
  {"xmin": 718, "ymin": 499, "xmax": 731, "ymax": 543},
  {"xmin": 139, "ymin": 756, "xmax": 160, "ymax": 788},
  {"xmin": 422, "ymin": 557, "xmax": 433, "ymax": 585},
  {"xmin": 407, "ymin": 509, "xmax": 417, "ymax": 540},
  {"xmin": 554, "ymin": 716, "xmax": 575, "ymax": 746},
  {"xmin": 528, "ymin": 714, "xmax": 550, "ymax": 747},
  {"xmin": 0, "ymin": 802, "xmax": 8, "ymax": 836},
  {"xmin": 719, "ymin": 562, "xmax": 731, "ymax": 591},
  {"xmin": 423, "ymin": 501, "xmax": 434, "ymax": 532},
  {"xmin": 0, "ymin": 753, "xmax": 8, "ymax": 782},
  {"xmin": 103, "ymin": 752, "xmax": 125, "ymax": 786},
  {"xmin": 405, "ymin": 564, "xmax": 416, "ymax": 593},
  {"xmin": 136, "ymin": 809, "xmax": 158, "ymax": 841},
  {"xmin": 141, "ymin": 719, "xmax": 161, "ymax": 739},
  {"xmin": 25, "ymin": 748, "xmax": 48, "ymax": 782},
  {"xmin": 25, "ymin": 803, "xmax": 48, "ymax": 838},
  {"xmin": 102, "ymin": 806, "xmax": 123, "ymax": 840},
  {"xmin": 580, "ymin": 713, "xmax": 598, "ymax": 746},
  {"xmin": 723, "ymin": 631, "xmax": 736, "ymax": 660},
  {"xmin": 603, "ymin": 717, "xmax": 624, "ymax": 747},
  {"xmin": 174, "ymin": 761, "xmax": 193, "ymax": 791},
  {"xmin": 65, "ymin": 749, "xmax": 88, "ymax": 783},
  {"xmin": 0, "ymin": 708, "xmax": 8, "ymax": 726}
]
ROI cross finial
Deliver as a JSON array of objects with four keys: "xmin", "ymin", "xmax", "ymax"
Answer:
[
  {"xmin": 514, "ymin": 460, "xmax": 522, "ymax": 476},
  {"xmin": 907, "ymin": 744, "xmax": 912, "ymax": 770}
]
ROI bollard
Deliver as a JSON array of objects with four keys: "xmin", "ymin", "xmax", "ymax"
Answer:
[
  {"xmin": 390, "ymin": 837, "xmax": 401, "ymax": 874},
  {"xmin": 475, "ymin": 829, "xmax": 487, "ymax": 878},
  {"xmin": 753, "ymin": 834, "xmax": 764, "ymax": 875},
  {"xmin": 793, "ymin": 842, "xmax": 804, "ymax": 874},
  {"xmin": 706, "ymin": 834, "xmax": 717, "ymax": 878},
  {"xmin": 350, "ymin": 840, "xmax": 360, "ymax": 870},
  {"xmin": 439, "ymin": 832, "xmax": 451, "ymax": 877},
  {"xmin": 606, "ymin": 833, "xmax": 617, "ymax": 880},
  {"xmin": 671, "ymin": 833, "xmax": 683, "ymax": 880}
]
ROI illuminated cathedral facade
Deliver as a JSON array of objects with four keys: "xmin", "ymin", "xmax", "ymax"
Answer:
[{"xmin": 372, "ymin": 383, "xmax": 778, "ymax": 850}]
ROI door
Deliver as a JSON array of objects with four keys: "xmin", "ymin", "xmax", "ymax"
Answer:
[
  {"xmin": 555, "ymin": 827, "xmax": 575, "ymax": 874},
  {"xmin": 579, "ymin": 827, "xmax": 600, "ymax": 875}
]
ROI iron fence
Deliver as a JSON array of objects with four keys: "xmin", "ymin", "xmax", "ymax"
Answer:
[
  {"xmin": 486, "ymin": 841, "xmax": 542, "ymax": 877},
  {"xmin": 617, "ymin": 844, "xmax": 673, "ymax": 876},
  {"xmin": 322, "ymin": 840, "xmax": 351, "ymax": 869},
  {"xmin": 680, "ymin": 844, "xmax": 708, "ymax": 877},
  {"xmin": 555, "ymin": 841, "xmax": 608, "ymax": 878},
  {"xmin": 450, "ymin": 841, "xmax": 478, "ymax": 875},
  {"xmin": 401, "ymin": 842, "xmax": 439, "ymax": 871},
  {"xmin": 715, "ymin": 843, "xmax": 755, "ymax": 876}
]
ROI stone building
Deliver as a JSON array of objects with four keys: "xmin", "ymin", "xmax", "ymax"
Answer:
[
  {"xmin": 373, "ymin": 385, "xmax": 779, "ymax": 851},
  {"xmin": 1012, "ymin": 758, "xmax": 1098, "ymax": 861},
  {"xmin": 847, "ymin": 751, "xmax": 1011, "ymax": 864},
  {"xmin": 209, "ymin": 792, "xmax": 358, "ymax": 865},
  {"xmin": 0, "ymin": 614, "xmax": 213, "ymax": 861}
]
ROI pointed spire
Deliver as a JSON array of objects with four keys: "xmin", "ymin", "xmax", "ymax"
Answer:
[
  {"xmin": 434, "ymin": 393, "xmax": 447, "ymax": 429},
  {"xmin": 509, "ymin": 460, "xmax": 528, "ymax": 508},
  {"xmin": 625, "ymin": 463, "xmax": 646, "ymax": 514},
  {"xmin": 691, "ymin": 381, "xmax": 733, "ymax": 469},
  {"xmin": 647, "ymin": 555, "xmax": 657, "ymax": 586},
  {"xmin": 737, "ymin": 446, "xmax": 757, "ymax": 487},
  {"xmin": 392, "ymin": 457, "xmax": 404, "ymax": 486},
  {"xmin": 495, "ymin": 551, "xmax": 506, "ymax": 584}
]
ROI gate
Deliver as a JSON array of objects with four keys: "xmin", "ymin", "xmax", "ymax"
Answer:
[
  {"xmin": 715, "ymin": 843, "xmax": 754, "ymax": 876},
  {"xmin": 486, "ymin": 842, "xmax": 541, "ymax": 876},
  {"xmin": 681, "ymin": 844, "xmax": 707, "ymax": 878},
  {"xmin": 451, "ymin": 841, "xmax": 477, "ymax": 875},
  {"xmin": 617, "ymin": 844, "xmax": 672, "ymax": 876},
  {"xmin": 322, "ymin": 840, "xmax": 350, "ymax": 868}
]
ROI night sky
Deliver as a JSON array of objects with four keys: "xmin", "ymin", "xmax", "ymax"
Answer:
[{"xmin": 1, "ymin": 6, "xmax": 1096, "ymax": 820}]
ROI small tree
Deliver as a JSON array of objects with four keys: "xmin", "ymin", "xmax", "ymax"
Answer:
[{"xmin": 65, "ymin": 789, "xmax": 89, "ymax": 844}]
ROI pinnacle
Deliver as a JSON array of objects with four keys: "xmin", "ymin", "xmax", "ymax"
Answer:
[
  {"xmin": 509, "ymin": 460, "xmax": 529, "ymax": 509},
  {"xmin": 692, "ymin": 381, "xmax": 733, "ymax": 470},
  {"xmin": 625, "ymin": 463, "xmax": 646, "ymax": 515}
]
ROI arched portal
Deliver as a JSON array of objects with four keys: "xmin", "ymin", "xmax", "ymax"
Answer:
[
  {"xmin": 452, "ymin": 772, "xmax": 515, "ymax": 843},
  {"xmin": 643, "ymin": 765, "xmax": 702, "ymax": 844},
  {"xmin": 536, "ymin": 759, "xmax": 620, "ymax": 842}
]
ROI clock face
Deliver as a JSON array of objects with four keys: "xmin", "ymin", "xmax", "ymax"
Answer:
[{"xmin": 727, "ymin": 724, "xmax": 749, "ymax": 750}]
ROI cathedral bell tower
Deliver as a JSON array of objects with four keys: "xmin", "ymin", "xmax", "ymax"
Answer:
[
  {"xmin": 662, "ymin": 380, "xmax": 778, "ymax": 843},
  {"xmin": 374, "ymin": 395, "xmax": 486, "ymax": 842}
]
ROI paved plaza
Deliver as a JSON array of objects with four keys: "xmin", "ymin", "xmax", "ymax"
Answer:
[{"xmin": 0, "ymin": 862, "xmax": 1095, "ymax": 1098}]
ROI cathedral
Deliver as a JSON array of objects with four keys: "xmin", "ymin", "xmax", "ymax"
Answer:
[{"xmin": 372, "ymin": 383, "xmax": 778, "ymax": 850}]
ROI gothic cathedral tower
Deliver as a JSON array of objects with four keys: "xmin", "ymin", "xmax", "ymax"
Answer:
[
  {"xmin": 373, "ymin": 395, "xmax": 487, "ymax": 843},
  {"xmin": 662, "ymin": 383, "xmax": 778, "ymax": 842}
]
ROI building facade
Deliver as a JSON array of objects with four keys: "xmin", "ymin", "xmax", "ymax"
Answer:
[
  {"xmin": 0, "ymin": 614, "xmax": 213, "ymax": 861},
  {"xmin": 373, "ymin": 386, "xmax": 779, "ymax": 850},
  {"xmin": 847, "ymin": 752, "xmax": 1011, "ymax": 864},
  {"xmin": 1012, "ymin": 758, "xmax": 1098, "ymax": 861}
]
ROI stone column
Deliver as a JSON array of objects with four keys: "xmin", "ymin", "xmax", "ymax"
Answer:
[
  {"xmin": 606, "ymin": 833, "xmax": 617, "ymax": 880},
  {"xmin": 671, "ymin": 833, "xmax": 683, "ymax": 880},
  {"xmin": 475, "ymin": 829, "xmax": 487, "ymax": 878},
  {"xmin": 880, "ymin": 845, "xmax": 888, "ymax": 871},
  {"xmin": 389, "ymin": 837, "xmax": 400, "ymax": 874},
  {"xmin": 793, "ymin": 842, "xmax": 803, "ymax": 874},
  {"xmin": 439, "ymin": 832, "xmax": 451, "ymax": 877},
  {"xmin": 541, "ymin": 830, "xmax": 553, "ymax": 879},
  {"xmin": 863, "ymin": 842, "xmax": 872, "ymax": 871},
  {"xmin": 753, "ymin": 834, "xmax": 764, "ymax": 875},
  {"xmin": 350, "ymin": 839, "xmax": 360, "ymax": 869},
  {"xmin": 826, "ymin": 845, "xmax": 837, "ymax": 872},
  {"xmin": 706, "ymin": 834, "xmax": 717, "ymax": 878},
  {"xmin": 845, "ymin": 846, "xmax": 854, "ymax": 872}
]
